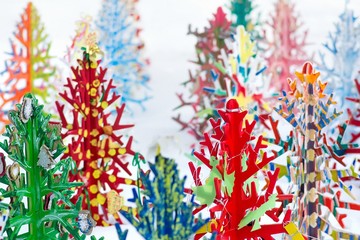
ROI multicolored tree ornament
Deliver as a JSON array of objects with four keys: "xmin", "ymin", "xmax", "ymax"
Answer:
[
  {"xmin": 188, "ymin": 98, "xmax": 294, "ymax": 239},
  {"xmin": 64, "ymin": 15, "xmax": 93, "ymax": 65},
  {"xmin": 269, "ymin": 62, "xmax": 360, "ymax": 239},
  {"xmin": 0, "ymin": 94, "xmax": 102, "ymax": 240},
  {"xmin": 96, "ymin": 0, "xmax": 150, "ymax": 112},
  {"xmin": 229, "ymin": 0, "xmax": 255, "ymax": 29},
  {"xmin": 174, "ymin": 7, "xmax": 232, "ymax": 139},
  {"xmin": 0, "ymin": 2, "xmax": 57, "ymax": 130},
  {"xmin": 228, "ymin": 0, "xmax": 262, "ymax": 41},
  {"xmin": 263, "ymin": 0, "xmax": 309, "ymax": 92},
  {"xmin": 120, "ymin": 152, "xmax": 207, "ymax": 240},
  {"xmin": 56, "ymin": 33, "xmax": 140, "ymax": 226},
  {"xmin": 319, "ymin": 3, "xmax": 360, "ymax": 106},
  {"xmin": 205, "ymin": 26, "xmax": 274, "ymax": 133},
  {"xmin": 347, "ymin": 77, "xmax": 360, "ymax": 145}
]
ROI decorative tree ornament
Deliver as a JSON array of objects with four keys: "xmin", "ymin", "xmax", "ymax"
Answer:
[
  {"xmin": 229, "ymin": 0, "xmax": 255, "ymax": 30},
  {"xmin": 213, "ymin": 26, "xmax": 274, "ymax": 132},
  {"xmin": 268, "ymin": 62, "xmax": 360, "ymax": 239},
  {"xmin": 77, "ymin": 210, "xmax": 97, "ymax": 235},
  {"xmin": 0, "ymin": 3, "xmax": 57, "ymax": 130},
  {"xmin": 20, "ymin": 97, "xmax": 33, "ymax": 123},
  {"xmin": 56, "ymin": 33, "xmax": 141, "ymax": 226},
  {"xmin": 173, "ymin": 7, "xmax": 232, "ymax": 139},
  {"xmin": 121, "ymin": 152, "xmax": 207, "ymax": 240},
  {"xmin": 319, "ymin": 3, "xmax": 360, "ymax": 106},
  {"xmin": 189, "ymin": 98, "xmax": 293, "ymax": 239},
  {"xmin": 0, "ymin": 93, "xmax": 103, "ymax": 240},
  {"xmin": 347, "ymin": 77, "xmax": 360, "ymax": 146},
  {"xmin": 37, "ymin": 145, "xmax": 56, "ymax": 169},
  {"xmin": 263, "ymin": 0, "xmax": 309, "ymax": 92},
  {"xmin": 97, "ymin": 0, "xmax": 151, "ymax": 112}
]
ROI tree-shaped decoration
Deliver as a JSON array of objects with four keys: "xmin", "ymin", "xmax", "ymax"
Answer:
[
  {"xmin": 229, "ymin": 0, "xmax": 255, "ymax": 30},
  {"xmin": 263, "ymin": 0, "xmax": 309, "ymax": 92},
  {"xmin": 96, "ymin": 0, "xmax": 150, "ymax": 112},
  {"xmin": 269, "ymin": 62, "xmax": 360, "ymax": 239},
  {"xmin": 187, "ymin": 98, "xmax": 294, "ymax": 239},
  {"xmin": 319, "ymin": 3, "xmax": 360, "ymax": 106},
  {"xmin": 120, "ymin": 152, "xmax": 207, "ymax": 240},
  {"xmin": 229, "ymin": 0, "xmax": 262, "ymax": 41},
  {"xmin": 64, "ymin": 15, "xmax": 93, "ymax": 65},
  {"xmin": 205, "ymin": 26, "xmax": 274, "ymax": 133},
  {"xmin": 173, "ymin": 7, "xmax": 231, "ymax": 139},
  {"xmin": 0, "ymin": 2, "xmax": 56, "ymax": 130},
  {"xmin": 56, "ymin": 33, "xmax": 140, "ymax": 226},
  {"xmin": 0, "ymin": 93, "xmax": 103, "ymax": 240},
  {"xmin": 347, "ymin": 77, "xmax": 360, "ymax": 148}
]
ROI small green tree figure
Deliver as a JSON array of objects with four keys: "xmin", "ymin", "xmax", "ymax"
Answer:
[
  {"xmin": 120, "ymin": 152, "xmax": 207, "ymax": 240},
  {"xmin": 0, "ymin": 93, "xmax": 101, "ymax": 240}
]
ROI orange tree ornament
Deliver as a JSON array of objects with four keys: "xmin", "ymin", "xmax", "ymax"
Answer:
[
  {"xmin": 188, "ymin": 98, "xmax": 293, "ymax": 239},
  {"xmin": 0, "ymin": 2, "xmax": 57, "ymax": 130},
  {"xmin": 56, "ymin": 33, "xmax": 141, "ymax": 226}
]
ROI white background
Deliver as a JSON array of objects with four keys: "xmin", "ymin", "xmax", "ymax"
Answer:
[{"xmin": 0, "ymin": 0, "xmax": 360, "ymax": 239}]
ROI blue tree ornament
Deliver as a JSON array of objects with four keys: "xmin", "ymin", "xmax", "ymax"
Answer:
[
  {"xmin": 96, "ymin": 0, "xmax": 151, "ymax": 113},
  {"xmin": 319, "ymin": 3, "xmax": 360, "ymax": 107}
]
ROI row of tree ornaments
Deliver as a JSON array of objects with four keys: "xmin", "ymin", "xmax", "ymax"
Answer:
[
  {"xmin": 1, "ymin": 60, "xmax": 360, "ymax": 240},
  {"xmin": 0, "ymin": 0, "xmax": 150, "ymax": 131},
  {"xmin": 174, "ymin": 0, "xmax": 360, "ymax": 141},
  {"xmin": 0, "ymin": 1, "xmax": 359, "ymax": 240}
]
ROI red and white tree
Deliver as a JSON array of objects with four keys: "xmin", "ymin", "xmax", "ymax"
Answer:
[{"xmin": 263, "ymin": 0, "xmax": 309, "ymax": 92}]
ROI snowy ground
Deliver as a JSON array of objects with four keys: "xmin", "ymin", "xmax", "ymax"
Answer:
[{"xmin": 0, "ymin": 0, "xmax": 360, "ymax": 239}]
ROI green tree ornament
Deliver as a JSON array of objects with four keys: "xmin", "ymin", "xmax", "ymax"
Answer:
[
  {"xmin": 0, "ymin": 93, "xmax": 102, "ymax": 240},
  {"xmin": 121, "ymin": 153, "xmax": 207, "ymax": 240}
]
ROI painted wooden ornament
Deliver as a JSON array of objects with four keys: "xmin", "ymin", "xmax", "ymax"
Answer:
[
  {"xmin": 78, "ymin": 210, "xmax": 96, "ymax": 235},
  {"xmin": 6, "ymin": 163, "xmax": 20, "ymax": 181},
  {"xmin": 107, "ymin": 190, "xmax": 124, "ymax": 214},
  {"xmin": 0, "ymin": 153, "xmax": 6, "ymax": 177},
  {"xmin": 20, "ymin": 97, "xmax": 33, "ymax": 123},
  {"xmin": 37, "ymin": 145, "xmax": 56, "ymax": 169}
]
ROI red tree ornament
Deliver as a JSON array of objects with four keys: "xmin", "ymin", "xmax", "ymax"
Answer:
[
  {"xmin": 173, "ymin": 7, "xmax": 231, "ymax": 140},
  {"xmin": 263, "ymin": 0, "xmax": 309, "ymax": 92},
  {"xmin": 56, "ymin": 35, "xmax": 140, "ymax": 226},
  {"xmin": 188, "ymin": 99, "xmax": 293, "ymax": 239}
]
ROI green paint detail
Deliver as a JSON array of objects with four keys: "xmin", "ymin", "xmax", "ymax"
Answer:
[{"xmin": 238, "ymin": 194, "xmax": 277, "ymax": 231}]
